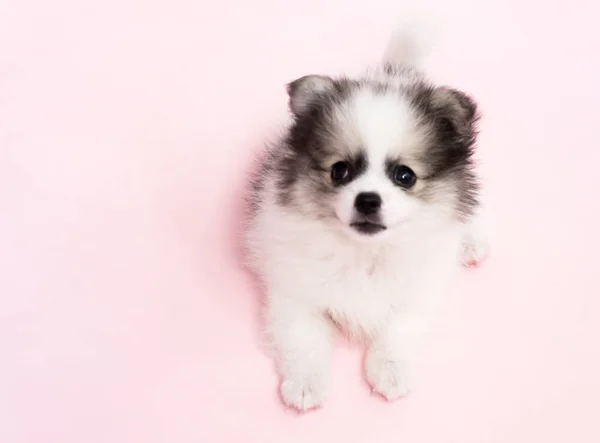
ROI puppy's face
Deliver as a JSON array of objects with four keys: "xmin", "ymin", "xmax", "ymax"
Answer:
[{"xmin": 276, "ymin": 73, "xmax": 479, "ymax": 239}]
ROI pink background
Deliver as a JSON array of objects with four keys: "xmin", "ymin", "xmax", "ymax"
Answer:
[{"xmin": 2, "ymin": 0, "xmax": 599, "ymax": 442}]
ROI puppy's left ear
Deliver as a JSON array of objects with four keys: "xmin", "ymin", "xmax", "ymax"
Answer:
[
  {"xmin": 429, "ymin": 87, "xmax": 478, "ymax": 137},
  {"xmin": 286, "ymin": 75, "xmax": 335, "ymax": 116}
]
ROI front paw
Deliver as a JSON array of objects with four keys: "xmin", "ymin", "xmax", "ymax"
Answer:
[
  {"xmin": 280, "ymin": 371, "xmax": 330, "ymax": 412},
  {"xmin": 366, "ymin": 350, "xmax": 412, "ymax": 401}
]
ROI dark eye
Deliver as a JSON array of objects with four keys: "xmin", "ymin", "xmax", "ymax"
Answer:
[
  {"xmin": 330, "ymin": 161, "xmax": 349, "ymax": 183},
  {"xmin": 393, "ymin": 165, "xmax": 417, "ymax": 188}
]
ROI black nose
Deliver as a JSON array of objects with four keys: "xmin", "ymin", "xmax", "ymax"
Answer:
[{"xmin": 354, "ymin": 192, "xmax": 382, "ymax": 215}]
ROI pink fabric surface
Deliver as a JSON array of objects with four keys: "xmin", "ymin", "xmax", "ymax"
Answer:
[{"xmin": 2, "ymin": 1, "xmax": 599, "ymax": 442}]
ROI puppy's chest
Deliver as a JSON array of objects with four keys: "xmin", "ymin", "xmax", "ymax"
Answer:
[{"xmin": 311, "ymin": 253, "xmax": 404, "ymax": 332}]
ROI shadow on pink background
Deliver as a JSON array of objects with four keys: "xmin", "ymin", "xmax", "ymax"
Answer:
[{"xmin": 1, "ymin": 1, "xmax": 599, "ymax": 442}]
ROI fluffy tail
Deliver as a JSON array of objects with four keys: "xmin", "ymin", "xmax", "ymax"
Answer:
[{"xmin": 383, "ymin": 14, "xmax": 442, "ymax": 68}]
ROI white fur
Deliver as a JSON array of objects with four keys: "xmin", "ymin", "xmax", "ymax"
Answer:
[
  {"xmin": 383, "ymin": 13, "xmax": 442, "ymax": 68},
  {"xmin": 247, "ymin": 182, "xmax": 484, "ymax": 410},
  {"xmin": 245, "ymin": 21, "xmax": 488, "ymax": 412}
]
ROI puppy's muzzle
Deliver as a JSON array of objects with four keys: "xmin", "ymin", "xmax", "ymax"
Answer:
[{"xmin": 354, "ymin": 192, "xmax": 382, "ymax": 215}]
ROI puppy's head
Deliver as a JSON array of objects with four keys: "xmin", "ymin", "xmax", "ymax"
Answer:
[{"xmin": 276, "ymin": 72, "xmax": 479, "ymax": 239}]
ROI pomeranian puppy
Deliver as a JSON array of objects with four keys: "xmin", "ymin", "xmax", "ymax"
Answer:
[{"xmin": 244, "ymin": 21, "xmax": 488, "ymax": 411}]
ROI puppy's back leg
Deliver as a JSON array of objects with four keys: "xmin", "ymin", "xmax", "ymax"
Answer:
[{"xmin": 461, "ymin": 212, "xmax": 490, "ymax": 267}]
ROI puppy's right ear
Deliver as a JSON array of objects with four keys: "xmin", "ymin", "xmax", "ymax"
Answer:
[{"xmin": 286, "ymin": 75, "xmax": 335, "ymax": 116}]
